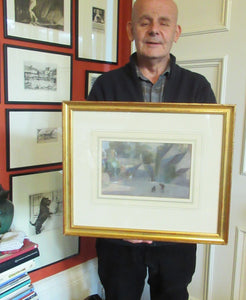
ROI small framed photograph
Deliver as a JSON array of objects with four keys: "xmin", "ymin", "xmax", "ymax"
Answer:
[
  {"xmin": 85, "ymin": 70, "xmax": 104, "ymax": 98},
  {"xmin": 76, "ymin": 0, "xmax": 119, "ymax": 63},
  {"xmin": 3, "ymin": 0, "xmax": 72, "ymax": 47},
  {"xmin": 10, "ymin": 170, "xmax": 79, "ymax": 270},
  {"xmin": 63, "ymin": 101, "xmax": 235, "ymax": 244},
  {"xmin": 6, "ymin": 109, "xmax": 62, "ymax": 170},
  {"xmin": 4, "ymin": 45, "xmax": 72, "ymax": 104}
]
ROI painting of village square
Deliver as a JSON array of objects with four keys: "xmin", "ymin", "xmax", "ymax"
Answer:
[{"xmin": 101, "ymin": 141, "xmax": 192, "ymax": 200}]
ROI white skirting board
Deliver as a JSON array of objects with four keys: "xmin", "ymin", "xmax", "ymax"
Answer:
[{"xmin": 33, "ymin": 258, "xmax": 104, "ymax": 300}]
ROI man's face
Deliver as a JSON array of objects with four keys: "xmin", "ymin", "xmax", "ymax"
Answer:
[{"xmin": 127, "ymin": 0, "xmax": 181, "ymax": 62}]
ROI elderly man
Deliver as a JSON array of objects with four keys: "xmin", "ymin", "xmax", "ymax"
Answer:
[{"xmin": 88, "ymin": 0, "xmax": 216, "ymax": 299}]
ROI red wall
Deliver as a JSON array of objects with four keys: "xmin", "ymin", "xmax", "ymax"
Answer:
[{"xmin": 0, "ymin": 0, "xmax": 132, "ymax": 282}]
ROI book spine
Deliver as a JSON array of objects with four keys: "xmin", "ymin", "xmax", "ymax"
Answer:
[
  {"xmin": 0, "ymin": 260, "xmax": 35, "ymax": 285},
  {"xmin": 0, "ymin": 242, "xmax": 38, "ymax": 263},
  {"xmin": 0, "ymin": 273, "xmax": 30, "ymax": 294},
  {"xmin": 0, "ymin": 281, "xmax": 31, "ymax": 299},
  {"xmin": 11, "ymin": 287, "xmax": 35, "ymax": 300},
  {"xmin": 14, "ymin": 289, "xmax": 35, "ymax": 300},
  {"xmin": 0, "ymin": 249, "xmax": 39, "ymax": 273},
  {"xmin": 0, "ymin": 284, "xmax": 33, "ymax": 300},
  {"xmin": 0, "ymin": 272, "xmax": 26, "ymax": 288},
  {"xmin": 20, "ymin": 291, "xmax": 38, "ymax": 300}
]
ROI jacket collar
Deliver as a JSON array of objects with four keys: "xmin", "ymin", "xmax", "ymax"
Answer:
[{"xmin": 129, "ymin": 52, "xmax": 176, "ymax": 80}]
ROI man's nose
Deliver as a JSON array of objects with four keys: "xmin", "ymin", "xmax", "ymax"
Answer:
[{"xmin": 148, "ymin": 22, "xmax": 160, "ymax": 35}]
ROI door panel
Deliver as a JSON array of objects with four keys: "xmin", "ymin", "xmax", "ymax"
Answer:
[
  {"xmin": 178, "ymin": 57, "xmax": 228, "ymax": 103},
  {"xmin": 130, "ymin": 0, "xmax": 246, "ymax": 299},
  {"xmin": 176, "ymin": 0, "xmax": 231, "ymax": 35},
  {"xmin": 173, "ymin": 0, "xmax": 246, "ymax": 299}
]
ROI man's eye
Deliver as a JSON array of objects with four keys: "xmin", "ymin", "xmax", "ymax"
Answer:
[{"xmin": 140, "ymin": 22, "xmax": 149, "ymax": 26}]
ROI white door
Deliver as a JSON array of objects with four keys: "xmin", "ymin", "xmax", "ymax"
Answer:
[
  {"xmin": 173, "ymin": 0, "xmax": 246, "ymax": 299},
  {"xmin": 139, "ymin": 0, "xmax": 246, "ymax": 299}
]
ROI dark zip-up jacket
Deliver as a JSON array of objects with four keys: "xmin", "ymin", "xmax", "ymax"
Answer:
[{"xmin": 88, "ymin": 53, "xmax": 216, "ymax": 104}]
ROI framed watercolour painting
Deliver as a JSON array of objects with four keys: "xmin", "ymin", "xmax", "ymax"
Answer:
[
  {"xmin": 6, "ymin": 109, "xmax": 62, "ymax": 170},
  {"xmin": 3, "ymin": 0, "xmax": 72, "ymax": 47},
  {"xmin": 62, "ymin": 101, "xmax": 235, "ymax": 244},
  {"xmin": 10, "ymin": 170, "xmax": 79, "ymax": 270},
  {"xmin": 4, "ymin": 45, "xmax": 72, "ymax": 104},
  {"xmin": 76, "ymin": 0, "xmax": 119, "ymax": 63}
]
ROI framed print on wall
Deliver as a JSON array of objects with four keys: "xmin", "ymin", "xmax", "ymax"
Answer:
[
  {"xmin": 10, "ymin": 170, "xmax": 79, "ymax": 270},
  {"xmin": 6, "ymin": 109, "xmax": 62, "ymax": 171},
  {"xmin": 3, "ymin": 0, "xmax": 72, "ymax": 47},
  {"xmin": 4, "ymin": 45, "xmax": 72, "ymax": 104},
  {"xmin": 85, "ymin": 70, "xmax": 104, "ymax": 98},
  {"xmin": 76, "ymin": 0, "xmax": 119, "ymax": 63},
  {"xmin": 63, "ymin": 101, "xmax": 235, "ymax": 244}
]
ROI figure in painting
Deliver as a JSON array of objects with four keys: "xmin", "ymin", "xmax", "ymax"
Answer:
[{"xmin": 29, "ymin": 0, "xmax": 38, "ymax": 24}]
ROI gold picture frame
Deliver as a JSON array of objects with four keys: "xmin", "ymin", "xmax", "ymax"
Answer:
[{"xmin": 62, "ymin": 101, "xmax": 235, "ymax": 244}]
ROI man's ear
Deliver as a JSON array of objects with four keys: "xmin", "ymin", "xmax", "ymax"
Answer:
[
  {"xmin": 126, "ymin": 21, "xmax": 134, "ymax": 42},
  {"xmin": 174, "ymin": 25, "xmax": 182, "ymax": 43}
]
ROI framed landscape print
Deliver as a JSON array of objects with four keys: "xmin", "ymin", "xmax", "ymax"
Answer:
[
  {"xmin": 11, "ymin": 170, "xmax": 79, "ymax": 270},
  {"xmin": 3, "ymin": 0, "xmax": 72, "ymax": 47},
  {"xmin": 76, "ymin": 0, "xmax": 119, "ymax": 63},
  {"xmin": 62, "ymin": 101, "xmax": 235, "ymax": 244},
  {"xmin": 4, "ymin": 45, "xmax": 72, "ymax": 104},
  {"xmin": 6, "ymin": 109, "xmax": 62, "ymax": 170}
]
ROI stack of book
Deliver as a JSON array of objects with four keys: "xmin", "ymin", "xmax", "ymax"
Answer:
[{"xmin": 0, "ymin": 239, "xmax": 40, "ymax": 299}]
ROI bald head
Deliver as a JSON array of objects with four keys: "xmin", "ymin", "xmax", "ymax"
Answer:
[{"xmin": 132, "ymin": 0, "xmax": 179, "ymax": 24}]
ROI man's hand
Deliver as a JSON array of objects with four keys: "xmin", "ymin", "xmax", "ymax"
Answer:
[{"xmin": 123, "ymin": 239, "xmax": 153, "ymax": 244}]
